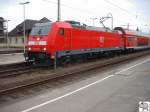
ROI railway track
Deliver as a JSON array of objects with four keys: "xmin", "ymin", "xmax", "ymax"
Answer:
[
  {"xmin": 0, "ymin": 50, "xmax": 150, "ymax": 94},
  {"xmin": 0, "ymin": 62, "xmax": 35, "ymax": 78},
  {"xmin": 0, "ymin": 66, "xmax": 34, "ymax": 78}
]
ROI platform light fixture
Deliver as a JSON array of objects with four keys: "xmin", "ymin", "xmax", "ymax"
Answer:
[
  {"xmin": 57, "ymin": 0, "xmax": 60, "ymax": 21},
  {"xmin": 4, "ymin": 19, "xmax": 10, "ymax": 48},
  {"xmin": 19, "ymin": 1, "xmax": 30, "ymax": 54}
]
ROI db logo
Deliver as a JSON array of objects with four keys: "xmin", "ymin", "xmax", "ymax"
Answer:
[
  {"xmin": 139, "ymin": 101, "xmax": 150, "ymax": 112},
  {"xmin": 99, "ymin": 36, "xmax": 104, "ymax": 43}
]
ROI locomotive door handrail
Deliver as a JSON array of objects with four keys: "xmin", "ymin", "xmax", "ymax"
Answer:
[{"xmin": 70, "ymin": 29, "xmax": 72, "ymax": 50}]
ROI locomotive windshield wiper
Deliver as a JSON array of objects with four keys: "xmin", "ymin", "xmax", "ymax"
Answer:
[{"xmin": 38, "ymin": 29, "xmax": 42, "ymax": 35}]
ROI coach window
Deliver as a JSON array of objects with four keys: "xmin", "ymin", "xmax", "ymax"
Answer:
[
  {"xmin": 59, "ymin": 28, "xmax": 64, "ymax": 36},
  {"xmin": 128, "ymin": 36, "xmax": 135, "ymax": 41}
]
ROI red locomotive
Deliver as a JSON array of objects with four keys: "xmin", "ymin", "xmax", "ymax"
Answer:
[{"xmin": 25, "ymin": 21, "xmax": 150, "ymax": 64}]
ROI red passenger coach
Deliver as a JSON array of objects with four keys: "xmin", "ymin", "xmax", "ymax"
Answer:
[
  {"xmin": 114, "ymin": 27, "xmax": 150, "ymax": 51},
  {"xmin": 124, "ymin": 29, "xmax": 138, "ymax": 50},
  {"xmin": 25, "ymin": 21, "xmax": 150, "ymax": 64},
  {"xmin": 118, "ymin": 28, "xmax": 150, "ymax": 50}
]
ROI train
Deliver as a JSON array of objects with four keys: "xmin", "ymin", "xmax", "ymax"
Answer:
[{"xmin": 24, "ymin": 20, "xmax": 150, "ymax": 64}]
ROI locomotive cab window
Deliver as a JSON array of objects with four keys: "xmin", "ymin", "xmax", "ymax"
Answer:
[
  {"xmin": 59, "ymin": 28, "xmax": 64, "ymax": 36},
  {"xmin": 31, "ymin": 22, "xmax": 51, "ymax": 36}
]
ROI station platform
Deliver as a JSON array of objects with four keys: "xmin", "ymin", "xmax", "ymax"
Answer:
[
  {"xmin": 0, "ymin": 47, "xmax": 23, "ymax": 54},
  {"xmin": 0, "ymin": 53, "xmax": 25, "ymax": 65},
  {"xmin": 0, "ymin": 47, "xmax": 23, "ymax": 51}
]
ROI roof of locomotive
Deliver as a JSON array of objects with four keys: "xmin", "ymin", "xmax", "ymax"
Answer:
[
  {"xmin": 114, "ymin": 27, "xmax": 150, "ymax": 37},
  {"xmin": 64, "ymin": 20, "xmax": 114, "ymax": 33},
  {"xmin": 33, "ymin": 20, "xmax": 115, "ymax": 33},
  {"xmin": 34, "ymin": 21, "xmax": 150, "ymax": 37},
  {"xmin": 125, "ymin": 29, "xmax": 150, "ymax": 37}
]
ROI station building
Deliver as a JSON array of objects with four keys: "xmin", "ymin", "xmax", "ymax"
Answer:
[
  {"xmin": 0, "ymin": 17, "xmax": 6, "ymax": 43},
  {"xmin": 8, "ymin": 17, "xmax": 51, "ymax": 47}
]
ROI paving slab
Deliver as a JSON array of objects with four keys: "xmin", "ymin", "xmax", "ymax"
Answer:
[{"xmin": 0, "ymin": 53, "xmax": 24, "ymax": 65}]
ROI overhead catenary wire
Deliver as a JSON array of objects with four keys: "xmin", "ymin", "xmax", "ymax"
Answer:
[
  {"xmin": 103, "ymin": 0, "xmax": 149, "ymax": 23},
  {"xmin": 43, "ymin": 0, "xmax": 135, "ymax": 17},
  {"xmin": 42, "ymin": 0, "xmax": 149, "ymax": 29},
  {"xmin": 42, "ymin": 0, "xmax": 132, "ymax": 25},
  {"xmin": 42, "ymin": 0, "xmax": 97, "ymax": 15},
  {"xmin": 42, "ymin": 0, "xmax": 139, "ymax": 20},
  {"xmin": 103, "ymin": 0, "xmax": 137, "ymax": 17}
]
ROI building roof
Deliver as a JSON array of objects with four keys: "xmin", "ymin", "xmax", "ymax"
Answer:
[
  {"xmin": 9, "ymin": 17, "xmax": 51, "ymax": 36},
  {"xmin": 0, "ymin": 17, "xmax": 5, "ymax": 22},
  {"xmin": 0, "ymin": 27, "xmax": 5, "ymax": 31},
  {"xmin": 39, "ymin": 17, "xmax": 51, "ymax": 23},
  {"xmin": 0, "ymin": 17, "xmax": 5, "ymax": 36}
]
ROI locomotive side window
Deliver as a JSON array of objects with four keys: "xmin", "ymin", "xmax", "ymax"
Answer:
[{"xmin": 59, "ymin": 28, "xmax": 64, "ymax": 36}]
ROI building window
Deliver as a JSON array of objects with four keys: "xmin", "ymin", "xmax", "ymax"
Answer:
[
  {"xmin": 22, "ymin": 38, "xmax": 24, "ymax": 43},
  {"xmin": 9, "ymin": 38, "xmax": 12, "ymax": 44},
  {"xmin": 15, "ymin": 37, "xmax": 18, "ymax": 43}
]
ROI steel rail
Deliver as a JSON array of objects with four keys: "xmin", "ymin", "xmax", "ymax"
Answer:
[{"xmin": 0, "ymin": 50, "xmax": 150, "ymax": 94}]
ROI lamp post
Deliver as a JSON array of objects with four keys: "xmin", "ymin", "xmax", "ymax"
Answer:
[
  {"xmin": 6, "ymin": 19, "xmax": 10, "ymax": 48},
  {"xmin": 57, "ymin": 0, "xmax": 60, "ymax": 21},
  {"xmin": 19, "ymin": 1, "xmax": 30, "ymax": 53}
]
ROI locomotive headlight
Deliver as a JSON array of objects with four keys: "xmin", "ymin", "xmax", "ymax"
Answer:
[
  {"xmin": 37, "ymin": 37, "xmax": 40, "ymax": 41},
  {"xmin": 43, "ymin": 47, "xmax": 47, "ymax": 51},
  {"xmin": 28, "ymin": 47, "xmax": 31, "ymax": 51}
]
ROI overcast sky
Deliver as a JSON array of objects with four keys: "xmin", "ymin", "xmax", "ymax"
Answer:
[{"xmin": 0, "ymin": 0, "xmax": 150, "ymax": 33}]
